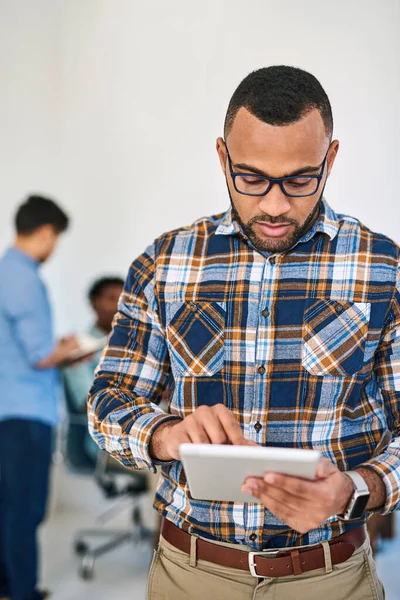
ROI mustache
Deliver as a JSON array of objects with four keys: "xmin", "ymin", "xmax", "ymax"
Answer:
[{"xmin": 247, "ymin": 214, "xmax": 298, "ymax": 226}]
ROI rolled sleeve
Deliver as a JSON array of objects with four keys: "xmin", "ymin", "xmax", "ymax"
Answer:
[
  {"xmin": 360, "ymin": 448, "xmax": 400, "ymax": 514},
  {"xmin": 125, "ymin": 411, "xmax": 181, "ymax": 470},
  {"xmin": 88, "ymin": 245, "xmax": 177, "ymax": 471}
]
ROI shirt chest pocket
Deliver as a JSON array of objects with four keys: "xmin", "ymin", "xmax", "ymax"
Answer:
[
  {"xmin": 302, "ymin": 298, "xmax": 371, "ymax": 377},
  {"xmin": 166, "ymin": 301, "xmax": 226, "ymax": 377}
]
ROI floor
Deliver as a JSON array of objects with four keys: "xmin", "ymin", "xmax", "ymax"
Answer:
[
  {"xmin": 40, "ymin": 464, "xmax": 400, "ymax": 600},
  {"xmin": 40, "ymin": 464, "xmax": 154, "ymax": 600}
]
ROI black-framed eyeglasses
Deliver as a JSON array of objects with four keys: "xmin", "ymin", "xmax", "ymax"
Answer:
[{"xmin": 225, "ymin": 143, "xmax": 329, "ymax": 198}]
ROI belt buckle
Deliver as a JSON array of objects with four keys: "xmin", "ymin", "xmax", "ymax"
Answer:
[{"xmin": 248, "ymin": 549, "xmax": 280, "ymax": 578}]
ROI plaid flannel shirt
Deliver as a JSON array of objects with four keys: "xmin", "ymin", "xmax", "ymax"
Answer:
[{"xmin": 88, "ymin": 199, "xmax": 400, "ymax": 550}]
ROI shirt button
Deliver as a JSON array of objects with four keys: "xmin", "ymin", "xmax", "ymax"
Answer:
[
  {"xmin": 269, "ymin": 257, "xmax": 276, "ymax": 265},
  {"xmin": 258, "ymin": 366, "xmax": 266, "ymax": 375},
  {"xmin": 188, "ymin": 302, "xmax": 198, "ymax": 312},
  {"xmin": 254, "ymin": 421, "xmax": 262, "ymax": 432},
  {"xmin": 334, "ymin": 303, "xmax": 344, "ymax": 314},
  {"xmin": 262, "ymin": 307, "xmax": 269, "ymax": 318},
  {"xmin": 249, "ymin": 533, "xmax": 257, "ymax": 541}
]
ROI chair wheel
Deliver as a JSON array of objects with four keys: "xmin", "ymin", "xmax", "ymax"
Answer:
[
  {"xmin": 132, "ymin": 506, "xmax": 141, "ymax": 525},
  {"xmin": 74, "ymin": 540, "xmax": 88, "ymax": 555},
  {"xmin": 79, "ymin": 564, "xmax": 93, "ymax": 580},
  {"xmin": 79, "ymin": 556, "xmax": 95, "ymax": 580}
]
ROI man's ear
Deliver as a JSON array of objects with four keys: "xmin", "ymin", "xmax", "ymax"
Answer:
[
  {"xmin": 36, "ymin": 224, "xmax": 55, "ymax": 241},
  {"xmin": 327, "ymin": 139, "xmax": 339, "ymax": 178},
  {"xmin": 216, "ymin": 137, "xmax": 228, "ymax": 174}
]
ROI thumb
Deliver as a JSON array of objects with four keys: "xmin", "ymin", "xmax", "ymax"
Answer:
[{"xmin": 316, "ymin": 457, "xmax": 337, "ymax": 479}]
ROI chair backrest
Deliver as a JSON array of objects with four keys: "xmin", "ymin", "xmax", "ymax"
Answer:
[{"xmin": 62, "ymin": 374, "xmax": 97, "ymax": 473}]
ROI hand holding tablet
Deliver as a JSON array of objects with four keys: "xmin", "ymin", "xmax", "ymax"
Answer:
[{"xmin": 154, "ymin": 406, "xmax": 357, "ymax": 534}]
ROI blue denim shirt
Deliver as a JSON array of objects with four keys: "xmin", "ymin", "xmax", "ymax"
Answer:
[{"xmin": 0, "ymin": 248, "xmax": 59, "ymax": 425}]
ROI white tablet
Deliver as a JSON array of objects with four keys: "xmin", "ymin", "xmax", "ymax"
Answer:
[
  {"xmin": 66, "ymin": 334, "xmax": 108, "ymax": 362},
  {"xmin": 180, "ymin": 444, "xmax": 321, "ymax": 503}
]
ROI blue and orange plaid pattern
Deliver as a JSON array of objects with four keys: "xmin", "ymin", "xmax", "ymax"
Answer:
[{"xmin": 88, "ymin": 199, "xmax": 400, "ymax": 550}]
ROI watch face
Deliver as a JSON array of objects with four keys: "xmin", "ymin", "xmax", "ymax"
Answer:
[{"xmin": 351, "ymin": 494, "xmax": 370, "ymax": 519}]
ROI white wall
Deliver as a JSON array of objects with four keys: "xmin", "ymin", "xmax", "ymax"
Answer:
[
  {"xmin": 1, "ymin": 0, "xmax": 399, "ymax": 333},
  {"xmin": 0, "ymin": 0, "xmax": 64, "ymax": 316}
]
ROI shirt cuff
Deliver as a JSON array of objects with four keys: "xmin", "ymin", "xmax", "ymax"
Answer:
[
  {"xmin": 357, "ymin": 451, "xmax": 400, "ymax": 514},
  {"xmin": 128, "ymin": 411, "xmax": 182, "ymax": 471},
  {"xmin": 30, "ymin": 341, "xmax": 56, "ymax": 367}
]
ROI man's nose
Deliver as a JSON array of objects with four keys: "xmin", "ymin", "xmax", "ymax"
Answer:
[{"xmin": 258, "ymin": 184, "xmax": 291, "ymax": 218}]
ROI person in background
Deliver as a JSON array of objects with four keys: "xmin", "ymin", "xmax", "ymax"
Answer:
[
  {"xmin": 65, "ymin": 275, "xmax": 163, "ymax": 546},
  {"xmin": 0, "ymin": 196, "xmax": 78, "ymax": 600},
  {"xmin": 63, "ymin": 277, "xmax": 124, "ymax": 457}
]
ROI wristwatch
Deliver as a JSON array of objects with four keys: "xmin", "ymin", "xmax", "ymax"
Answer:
[{"xmin": 339, "ymin": 471, "xmax": 370, "ymax": 520}]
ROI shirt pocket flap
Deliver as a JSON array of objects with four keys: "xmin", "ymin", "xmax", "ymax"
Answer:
[
  {"xmin": 166, "ymin": 301, "xmax": 226, "ymax": 377},
  {"xmin": 302, "ymin": 298, "xmax": 371, "ymax": 377}
]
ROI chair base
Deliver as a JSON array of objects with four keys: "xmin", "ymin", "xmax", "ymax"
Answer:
[{"xmin": 74, "ymin": 505, "xmax": 154, "ymax": 580}]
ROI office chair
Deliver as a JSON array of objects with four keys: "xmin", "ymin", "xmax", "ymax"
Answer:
[{"xmin": 62, "ymin": 375, "xmax": 154, "ymax": 580}]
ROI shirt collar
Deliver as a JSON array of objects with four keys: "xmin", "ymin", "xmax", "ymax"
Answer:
[
  {"xmin": 215, "ymin": 207, "xmax": 241, "ymax": 237},
  {"xmin": 5, "ymin": 247, "xmax": 40, "ymax": 270},
  {"xmin": 314, "ymin": 199, "xmax": 340, "ymax": 241},
  {"xmin": 215, "ymin": 198, "xmax": 339, "ymax": 243}
]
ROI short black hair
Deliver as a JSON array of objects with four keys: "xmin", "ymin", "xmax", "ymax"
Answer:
[
  {"xmin": 224, "ymin": 66, "xmax": 333, "ymax": 139},
  {"xmin": 15, "ymin": 195, "xmax": 69, "ymax": 235},
  {"xmin": 88, "ymin": 276, "xmax": 125, "ymax": 302}
]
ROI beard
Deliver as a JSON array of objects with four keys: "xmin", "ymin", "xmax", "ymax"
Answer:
[{"xmin": 229, "ymin": 186, "xmax": 324, "ymax": 254}]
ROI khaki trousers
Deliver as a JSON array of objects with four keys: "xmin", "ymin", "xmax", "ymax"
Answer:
[{"xmin": 148, "ymin": 534, "xmax": 385, "ymax": 600}]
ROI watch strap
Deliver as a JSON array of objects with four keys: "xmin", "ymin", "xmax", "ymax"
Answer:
[
  {"xmin": 345, "ymin": 471, "xmax": 369, "ymax": 495},
  {"xmin": 340, "ymin": 471, "xmax": 370, "ymax": 521}
]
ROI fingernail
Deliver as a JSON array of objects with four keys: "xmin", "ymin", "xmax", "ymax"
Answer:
[
  {"xmin": 245, "ymin": 478, "xmax": 258, "ymax": 488},
  {"xmin": 264, "ymin": 473, "xmax": 276, "ymax": 484}
]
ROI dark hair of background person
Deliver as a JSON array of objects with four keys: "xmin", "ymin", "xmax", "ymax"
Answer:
[
  {"xmin": 15, "ymin": 195, "xmax": 70, "ymax": 235},
  {"xmin": 88, "ymin": 277, "xmax": 125, "ymax": 302},
  {"xmin": 224, "ymin": 65, "xmax": 333, "ymax": 140}
]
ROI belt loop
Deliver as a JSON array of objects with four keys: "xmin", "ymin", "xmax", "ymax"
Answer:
[
  {"xmin": 321, "ymin": 541, "xmax": 333, "ymax": 574},
  {"xmin": 189, "ymin": 534, "xmax": 198, "ymax": 567},
  {"xmin": 290, "ymin": 549, "xmax": 302, "ymax": 576}
]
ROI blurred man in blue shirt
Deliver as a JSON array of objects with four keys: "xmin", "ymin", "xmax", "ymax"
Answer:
[{"xmin": 0, "ymin": 196, "xmax": 78, "ymax": 600}]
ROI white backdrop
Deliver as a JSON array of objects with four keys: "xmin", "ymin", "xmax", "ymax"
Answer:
[{"xmin": 1, "ymin": 0, "xmax": 399, "ymax": 334}]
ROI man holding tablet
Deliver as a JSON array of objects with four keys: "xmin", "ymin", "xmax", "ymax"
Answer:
[{"xmin": 88, "ymin": 67, "xmax": 397, "ymax": 599}]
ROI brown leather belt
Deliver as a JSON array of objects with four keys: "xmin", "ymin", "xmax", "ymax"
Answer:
[{"xmin": 161, "ymin": 519, "xmax": 366, "ymax": 578}]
